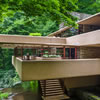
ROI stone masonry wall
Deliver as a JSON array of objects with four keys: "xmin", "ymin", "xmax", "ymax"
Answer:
[{"xmin": 77, "ymin": 47, "xmax": 100, "ymax": 59}]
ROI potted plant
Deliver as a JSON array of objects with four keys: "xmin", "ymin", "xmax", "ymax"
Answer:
[{"xmin": 42, "ymin": 54, "xmax": 61, "ymax": 60}]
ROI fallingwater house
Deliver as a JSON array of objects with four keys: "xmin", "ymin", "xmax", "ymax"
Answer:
[{"xmin": 0, "ymin": 13, "xmax": 100, "ymax": 100}]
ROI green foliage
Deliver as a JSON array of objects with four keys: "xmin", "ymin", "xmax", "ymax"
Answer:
[
  {"xmin": 0, "ymin": 12, "xmax": 30, "ymax": 35},
  {"xmin": 0, "ymin": 92, "xmax": 9, "ymax": 99},
  {"xmin": 0, "ymin": 12, "xmax": 59, "ymax": 36},
  {"xmin": 13, "ymin": 72, "xmax": 21, "ymax": 84},
  {"xmin": 22, "ymin": 81, "xmax": 38, "ymax": 92},
  {"xmin": 49, "ymin": 55, "xmax": 61, "ymax": 58},
  {"xmin": 0, "ymin": 48, "xmax": 13, "ymax": 69},
  {"xmin": 30, "ymin": 14, "xmax": 59, "ymax": 36},
  {"xmin": 30, "ymin": 33, "xmax": 41, "ymax": 36},
  {"xmin": 0, "ymin": 69, "xmax": 20, "ymax": 88},
  {"xmin": 0, "ymin": 0, "xmax": 78, "ymax": 26},
  {"xmin": 43, "ymin": 54, "xmax": 61, "ymax": 58},
  {"xmin": 77, "ymin": 0, "xmax": 100, "ymax": 14}
]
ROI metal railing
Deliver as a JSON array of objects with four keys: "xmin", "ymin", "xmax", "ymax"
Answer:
[{"xmin": 14, "ymin": 46, "xmax": 77, "ymax": 60}]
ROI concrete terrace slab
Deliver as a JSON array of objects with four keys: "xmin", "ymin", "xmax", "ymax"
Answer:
[{"xmin": 12, "ymin": 56, "xmax": 100, "ymax": 81}]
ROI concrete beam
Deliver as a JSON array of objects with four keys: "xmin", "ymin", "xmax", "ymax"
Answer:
[
  {"xmin": 67, "ymin": 30, "xmax": 100, "ymax": 47},
  {"xmin": 0, "ymin": 34, "xmax": 67, "ymax": 48},
  {"xmin": 64, "ymin": 75, "xmax": 100, "ymax": 88}
]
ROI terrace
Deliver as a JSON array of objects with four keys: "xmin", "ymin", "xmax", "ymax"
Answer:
[{"xmin": 0, "ymin": 32, "xmax": 100, "ymax": 83}]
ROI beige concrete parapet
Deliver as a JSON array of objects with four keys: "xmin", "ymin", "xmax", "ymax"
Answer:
[{"xmin": 12, "ymin": 56, "xmax": 100, "ymax": 81}]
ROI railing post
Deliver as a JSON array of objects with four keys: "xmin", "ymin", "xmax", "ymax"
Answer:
[
  {"xmin": 69, "ymin": 48, "xmax": 71, "ymax": 59},
  {"xmin": 75, "ymin": 47, "xmax": 77, "ymax": 59},
  {"xmin": 41, "ymin": 46, "xmax": 44, "ymax": 57},
  {"xmin": 21, "ymin": 47, "xmax": 23, "ymax": 60},
  {"xmin": 48, "ymin": 46, "xmax": 50, "ymax": 57},
  {"xmin": 63, "ymin": 46, "xmax": 66, "ymax": 59}
]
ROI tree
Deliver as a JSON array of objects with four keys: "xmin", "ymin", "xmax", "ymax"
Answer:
[
  {"xmin": 77, "ymin": 0, "xmax": 100, "ymax": 14},
  {"xmin": 0, "ymin": 12, "xmax": 59, "ymax": 36},
  {"xmin": 0, "ymin": 0, "xmax": 78, "ymax": 26}
]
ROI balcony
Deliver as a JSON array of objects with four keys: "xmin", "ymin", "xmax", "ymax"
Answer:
[{"xmin": 12, "ymin": 56, "xmax": 100, "ymax": 81}]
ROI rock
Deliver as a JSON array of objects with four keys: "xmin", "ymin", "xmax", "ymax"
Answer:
[{"xmin": 76, "ymin": 89, "xmax": 100, "ymax": 100}]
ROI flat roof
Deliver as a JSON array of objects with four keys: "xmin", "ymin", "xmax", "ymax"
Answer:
[
  {"xmin": 0, "ymin": 34, "xmax": 69, "ymax": 48},
  {"xmin": 48, "ymin": 13, "xmax": 100, "ymax": 36},
  {"xmin": 48, "ymin": 26, "xmax": 71, "ymax": 37},
  {"xmin": 0, "ymin": 29, "xmax": 100, "ymax": 48},
  {"xmin": 78, "ymin": 13, "xmax": 100, "ymax": 25},
  {"xmin": 67, "ymin": 30, "xmax": 100, "ymax": 47}
]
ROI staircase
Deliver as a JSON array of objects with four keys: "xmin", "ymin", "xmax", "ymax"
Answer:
[{"xmin": 40, "ymin": 79, "xmax": 69, "ymax": 100}]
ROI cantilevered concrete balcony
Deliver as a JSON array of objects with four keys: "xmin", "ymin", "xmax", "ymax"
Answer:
[{"xmin": 12, "ymin": 56, "xmax": 100, "ymax": 81}]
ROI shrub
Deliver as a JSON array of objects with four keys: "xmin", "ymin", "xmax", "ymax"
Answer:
[
  {"xmin": 0, "ymin": 92, "xmax": 9, "ymax": 99},
  {"xmin": 29, "ymin": 33, "xmax": 41, "ymax": 36}
]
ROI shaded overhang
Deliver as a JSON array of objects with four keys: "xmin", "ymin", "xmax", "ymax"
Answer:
[
  {"xmin": 0, "ymin": 29, "xmax": 100, "ymax": 48},
  {"xmin": 66, "ymin": 30, "xmax": 100, "ymax": 47},
  {"xmin": 48, "ymin": 26, "xmax": 71, "ymax": 37},
  {"xmin": 48, "ymin": 13, "xmax": 100, "ymax": 36},
  {"xmin": 0, "ymin": 34, "xmax": 69, "ymax": 48},
  {"xmin": 78, "ymin": 13, "xmax": 100, "ymax": 25}
]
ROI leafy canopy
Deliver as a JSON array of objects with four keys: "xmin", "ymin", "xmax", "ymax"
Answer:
[
  {"xmin": 0, "ymin": 12, "xmax": 59, "ymax": 36},
  {"xmin": 77, "ymin": 0, "xmax": 100, "ymax": 14},
  {"xmin": 0, "ymin": 0, "xmax": 78, "ymax": 26}
]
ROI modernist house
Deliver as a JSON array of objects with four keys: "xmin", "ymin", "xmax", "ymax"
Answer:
[{"xmin": 0, "ymin": 13, "xmax": 100, "ymax": 100}]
